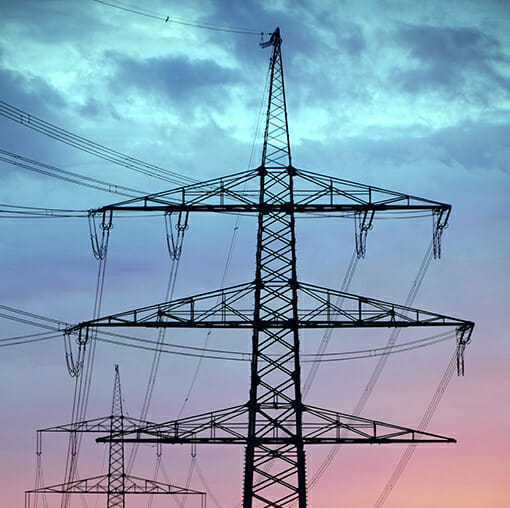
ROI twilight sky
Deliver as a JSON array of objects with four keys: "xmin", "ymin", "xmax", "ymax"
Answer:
[{"xmin": 1, "ymin": 1, "xmax": 509, "ymax": 507}]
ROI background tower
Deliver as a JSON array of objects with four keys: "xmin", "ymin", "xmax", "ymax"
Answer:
[
  {"xmin": 108, "ymin": 364, "xmax": 125, "ymax": 508},
  {"xmin": 26, "ymin": 365, "xmax": 206, "ymax": 508}
]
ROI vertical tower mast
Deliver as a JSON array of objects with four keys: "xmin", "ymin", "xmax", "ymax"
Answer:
[
  {"xmin": 245, "ymin": 27, "xmax": 306, "ymax": 507},
  {"xmin": 108, "ymin": 364, "xmax": 126, "ymax": 508},
  {"xmin": 261, "ymin": 28, "xmax": 292, "ymax": 168}
]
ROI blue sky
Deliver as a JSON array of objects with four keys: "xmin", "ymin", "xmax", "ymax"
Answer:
[{"xmin": 1, "ymin": 1, "xmax": 509, "ymax": 507}]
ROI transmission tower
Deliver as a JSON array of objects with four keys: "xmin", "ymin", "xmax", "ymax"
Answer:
[
  {"xmin": 26, "ymin": 365, "xmax": 206, "ymax": 508},
  {"xmin": 108, "ymin": 364, "xmax": 125, "ymax": 508},
  {"xmin": 68, "ymin": 28, "xmax": 473, "ymax": 507}
]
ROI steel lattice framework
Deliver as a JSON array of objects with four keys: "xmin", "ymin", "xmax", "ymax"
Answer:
[
  {"xmin": 68, "ymin": 28, "xmax": 474, "ymax": 507},
  {"xmin": 27, "ymin": 366, "xmax": 206, "ymax": 508},
  {"xmin": 108, "ymin": 365, "xmax": 125, "ymax": 508}
]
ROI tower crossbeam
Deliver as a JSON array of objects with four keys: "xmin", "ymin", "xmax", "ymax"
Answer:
[
  {"xmin": 88, "ymin": 169, "xmax": 450, "ymax": 215},
  {"xmin": 95, "ymin": 402, "xmax": 455, "ymax": 445},
  {"xmin": 25, "ymin": 475, "xmax": 206, "ymax": 500},
  {"xmin": 68, "ymin": 282, "xmax": 474, "ymax": 332}
]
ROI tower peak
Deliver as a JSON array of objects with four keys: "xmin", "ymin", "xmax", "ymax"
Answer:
[{"xmin": 260, "ymin": 27, "xmax": 292, "ymax": 168}]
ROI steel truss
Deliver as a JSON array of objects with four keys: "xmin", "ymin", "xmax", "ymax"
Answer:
[
  {"xmin": 25, "ymin": 475, "xmax": 206, "ymax": 506},
  {"xmin": 97, "ymin": 402, "xmax": 457, "ymax": 445},
  {"xmin": 88, "ymin": 166, "xmax": 451, "ymax": 261},
  {"xmin": 69, "ymin": 282, "xmax": 473, "ymax": 332},
  {"xmin": 29, "ymin": 366, "xmax": 205, "ymax": 508},
  {"xmin": 69, "ymin": 27, "xmax": 473, "ymax": 507}
]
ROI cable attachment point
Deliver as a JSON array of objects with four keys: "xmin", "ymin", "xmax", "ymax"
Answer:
[
  {"xmin": 36, "ymin": 430, "xmax": 43, "ymax": 456},
  {"xmin": 354, "ymin": 209, "xmax": 375, "ymax": 259},
  {"xmin": 260, "ymin": 28, "xmax": 279, "ymax": 48},
  {"xmin": 88, "ymin": 210, "xmax": 113, "ymax": 260},
  {"xmin": 432, "ymin": 208, "xmax": 450, "ymax": 259},
  {"xmin": 455, "ymin": 323, "xmax": 474, "ymax": 376},
  {"xmin": 164, "ymin": 211, "xmax": 190, "ymax": 260},
  {"xmin": 64, "ymin": 329, "xmax": 83, "ymax": 377},
  {"xmin": 77, "ymin": 327, "xmax": 90, "ymax": 346}
]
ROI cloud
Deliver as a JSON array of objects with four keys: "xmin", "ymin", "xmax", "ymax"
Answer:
[
  {"xmin": 392, "ymin": 24, "xmax": 510, "ymax": 95},
  {"xmin": 429, "ymin": 121, "xmax": 510, "ymax": 173},
  {"xmin": 399, "ymin": 25, "xmax": 499, "ymax": 65},
  {"xmin": 0, "ymin": 66, "xmax": 65, "ymax": 113},
  {"xmin": 0, "ymin": 0, "xmax": 108, "ymax": 44},
  {"xmin": 106, "ymin": 52, "xmax": 242, "ymax": 114},
  {"xmin": 294, "ymin": 117, "xmax": 510, "ymax": 199},
  {"xmin": 0, "ymin": 65, "xmax": 70, "ymax": 172}
]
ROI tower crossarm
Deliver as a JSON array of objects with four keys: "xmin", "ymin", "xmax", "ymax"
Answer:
[
  {"xmin": 294, "ymin": 169, "xmax": 451, "ymax": 211},
  {"xmin": 67, "ymin": 281, "xmax": 473, "ymax": 334},
  {"xmin": 88, "ymin": 166, "xmax": 451, "ymax": 261},
  {"xmin": 97, "ymin": 404, "xmax": 251, "ymax": 444},
  {"xmin": 89, "ymin": 169, "xmax": 261, "ymax": 214},
  {"xmin": 297, "ymin": 283, "xmax": 474, "ymax": 329},
  {"xmin": 25, "ymin": 474, "xmax": 206, "ymax": 496},
  {"xmin": 88, "ymin": 167, "xmax": 450, "ymax": 216},
  {"xmin": 66, "ymin": 283, "xmax": 256, "ymax": 336},
  {"xmin": 301, "ymin": 405, "xmax": 455, "ymax": 443},
  {"xmin": 95, "ymin": 402, "xmax": 454, "ymax": 445},
  {"xmin": 37, "ymin": 416, "xmax": 157, "ymax": 434}
]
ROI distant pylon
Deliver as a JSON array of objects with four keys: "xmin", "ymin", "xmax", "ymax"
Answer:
[
  {"xmin": 108, "ymin": 364, "xmax": 125, "ymax": 508},
  {"xmin": 26, "ymin": 365, "xmax": 206, "ymax": 508}
]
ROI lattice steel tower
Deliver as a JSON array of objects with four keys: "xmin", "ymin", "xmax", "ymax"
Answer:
[
  {"xmin": 27, "ymin": 365, "xmax": 205, "ymax": 508},
  {"xmin": 107, "ymin": 364, "xmax": 125, "ymax": 508},
  {"xmin": 71, "ymin": 28, "xmax": 473, "ymax": 507}
]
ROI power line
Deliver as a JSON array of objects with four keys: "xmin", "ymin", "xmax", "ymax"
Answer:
[
  {"xmin": 0, "ymin": 148, "xmax": 147, "ymax": 197},
  {"xmin": 0, "ymin": 307, "xmax": 456, "ymax": 360},
  {"xmin": 373, "ymin": 351, "xmax": 458, "ymax": 507},
  {"xmin": 0, "ymin": 332, "xmax": 61, "ymax": 347},
  {"xmin": 95, "ymin": 330, "xmax": 456, "ymax": 362},
  {"xmin": 0, "ymin": 203, "xmax": 168, "ymax": 219},
  {"xmin": 126, "ymin": 216, "xmax": 186, "ymax": 473},
  {"xmin": 307, "ymin": 243, "xmax": 436, "ymax": 492},
  {"xmin": 92, "ymin": 0, "xmax": 269, "ymax": 36},
  {"xmin": 0, "ymin": 330, "xmax": 59, "ymax": 342},
  {"xmin": 0, "ymin": 305, "xmax": 68, "ymax": 329},
  {"xmin": 60, "ymin": 229, "xmax": 112, "ymax": 508},
  {"xmin": 175, "ymin": 58, "xmax": 272, "ymax": 419},
  {"xmin": 0, "ymin": 204, "xmax": 88, "ymax": 218},
  {"xmin": 303, "ymin": 250, "xmax": 358, "ymax": 399},
  {"xmin": 0, "ymin": 100, "xmax": 196, "ymax": 186}
]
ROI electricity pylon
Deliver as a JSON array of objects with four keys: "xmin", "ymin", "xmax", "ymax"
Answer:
[
  {"xmin": 26, "ymin": 365, "xmax": 206, "ymax": 508},
  {"xmin": 69, "ymin": 28, "xmax": 473, "ymax": 507}
]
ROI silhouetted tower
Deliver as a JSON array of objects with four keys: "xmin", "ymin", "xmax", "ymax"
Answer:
[
  {"xmin": 245, "ymin": 28, "xmax": 306, "ymax": 503},
  {"xmin": 71, "ymin": 28, "xmax": 473, "ymax": 507},
  {"xmin": 108, "ymin": 364, "xmax": 125, "ymax": 508},
  {"xmin": 26, "ymin": 365, "xmax": 206, "ymax": 507}
]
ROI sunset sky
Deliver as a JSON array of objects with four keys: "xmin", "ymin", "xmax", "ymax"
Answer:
[{"xmin": 1, "ymin": 1, "xmax": 509, "ymax": 507}]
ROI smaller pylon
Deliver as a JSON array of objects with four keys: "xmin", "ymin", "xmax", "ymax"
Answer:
[
  {"xmin": 26, "ymin": 365, "xmax": 206, "ymax": 508},
  {"xmin": 108, "ymin": 364, "xmax": 125, "ymax": 508}
]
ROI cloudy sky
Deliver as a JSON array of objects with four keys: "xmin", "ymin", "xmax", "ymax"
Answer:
[{"xmin": 1, "ymin": 0, "xmax": 509, "ymax": 506}]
